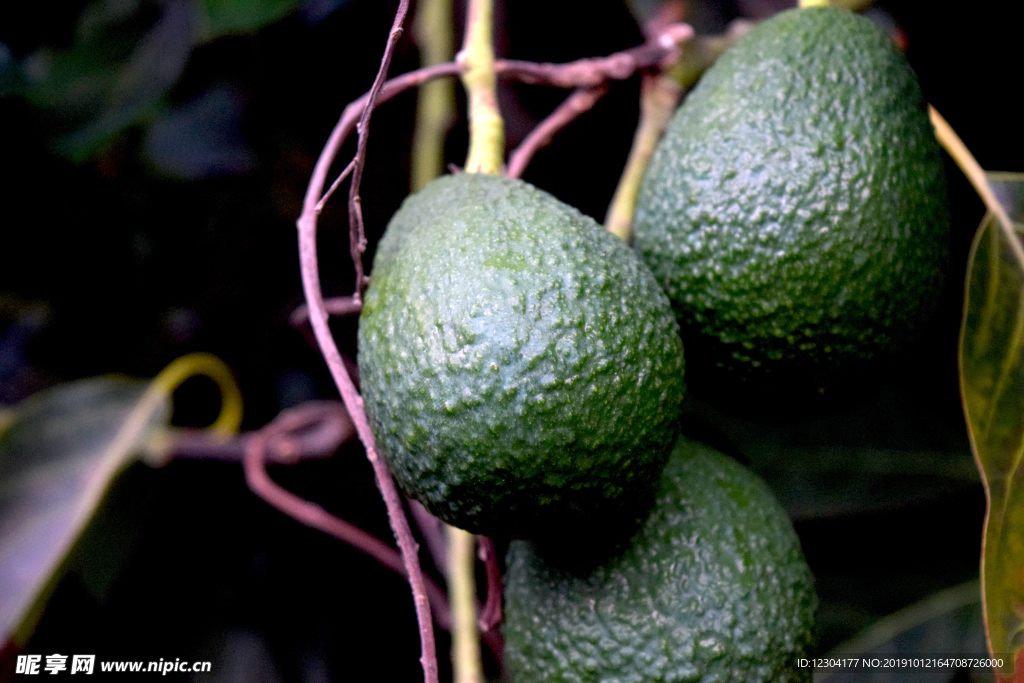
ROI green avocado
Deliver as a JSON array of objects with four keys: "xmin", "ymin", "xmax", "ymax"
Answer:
[
  {"xmin": 503, "ymin": 437, "xmax": 816, "ymax": 683},
  {"xmin": 358, "ymin": 173, "xmax": 686, "ymax": 537},
  {"xmin": 633, "ymin": 7, "xmax": 949, "ymax": 395}
]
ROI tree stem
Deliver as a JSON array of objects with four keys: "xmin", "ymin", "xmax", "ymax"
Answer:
[
  {"xmin": 459, "ymin": 0, "xmax": 504, "ymax": 174},
  {"xmin": 447, "ymin": 526, "xmax": 483, "ymax": 683}
]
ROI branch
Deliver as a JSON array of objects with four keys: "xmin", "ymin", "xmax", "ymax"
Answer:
[
  {"xmin": 314, "ymin": 24, "xmax": 696, "ymax": 212},
  {"xmin": 496, "ymin": 23, "xmax": 693, "ymax": 88},
  {"xmin": 289, "ymin": 295, "xmax": 363, "ymax": 328},
  {"xmin": 506, "ymin": 84, "xmax": 610, "ymax": 179},
  {"xmin": 296, "ymin": 2, "xmax": 440, "ymax": 681},
  {"xmin": 347, "ymin": 0, "xmax": 414, "ymax": 300},
  {"xmin": 165, "ymin": 401, "xmax": 354, "ymax": 463},
  {"xmin": 476, "ymin": 536, "xmax": 502, "ymax": 632},
  {"xmin": 243, "ymin": 421, "xmax": 451, "ymax": 631}
]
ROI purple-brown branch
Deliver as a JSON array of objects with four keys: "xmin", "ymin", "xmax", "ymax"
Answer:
[
  {"xmin": 350, "ymin": 0, "xmax": 415, "ymax": 299},
  {"xmin": 242, "ymin": 420, "xmax": 451, "ymax": 631},
  {"xmin": 289, "ymin": 295, "xmax": 363, "ymax": 329},
  {"xmin": 315, "ymin": 24, "xmax": 693, "ymax": 208},
  {"xmin": 168, "ymin": 401, "xmax": 354, "ymax": 463},
  {"xmin": 297, "ymin": 1, "xmax": 441, "ymax": 681},
  {"xmin": 476, "ymin": 536, "xmax": 503, "ymax": 632},
  {"xmin": 506, "ymin": 84, "xmax": 610, "ymax": 179},
  {"xmin": 496, "ymin": 23, "xmax": 693, "ymax": 88}
]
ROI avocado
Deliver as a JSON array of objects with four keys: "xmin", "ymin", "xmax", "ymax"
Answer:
[
  {"xmin": 503, "ymin": 437, "xmax": 816, "ymax": 683},
  {"xmin": 358, "ymin": 173, "xmax": 686, "ymax": 537},
  {"xmin": 633, "ymin": 7, "xmax": 949, "ymax": 399}
]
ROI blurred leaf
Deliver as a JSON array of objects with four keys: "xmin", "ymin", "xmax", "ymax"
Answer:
[
  {"xmin": 0, "ymin": 378, "xmax": 170, "ymax": 646},
  {"xmin": 143, "ymin": 83, "xmax": 255, "ymax": 178},
  {"xmin": 960, "ymin": 172, "xmax": 1024, "ymax": 681},
  {"xmin": 817, "ymin": 581, "xmax": 991, "ymax": 683},
  {"xmin": 58, "ymin": 0, "xmax": 198, "ymax": 161},
  {"xmin": 19, "ymin": 0, "xmax": 197, "ymax": 161},
  {"xmin": 198, "ymin": 0, "xmax": 299, "ymax": 38}
]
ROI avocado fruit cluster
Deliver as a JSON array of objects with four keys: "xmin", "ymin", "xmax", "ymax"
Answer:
[
  {"xmin": 503, "ymin": 436, "xmax": 816, "ymax": 683},
  {"xmin": 633, "ymin": 6, "xmax": 949, "ymax": 404},
  {"xmin": 358, "ymin": 172, "xmax": 686, "ymax": 538}
]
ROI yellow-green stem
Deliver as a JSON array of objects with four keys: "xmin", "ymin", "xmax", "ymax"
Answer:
[
  {"xmin": 446, "ymin": 526, "xmax": 483, "ymax": 683},
  {"xmin": 411, "ymin": 0, "xmax": 455, "ymax": 191},
  {"xmin": 459, "ymin": 0, "xmax": 504, "ymax": 174},
  {"xmin": 605, "ymin": 75, "xmax": 681, "ymax": 241},
  {"xmin": 799, "ymin": 0, "xmax": 830, "ymax": 7}
]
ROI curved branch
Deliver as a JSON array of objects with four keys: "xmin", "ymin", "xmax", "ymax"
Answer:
[
  {"xmin": 506, "ymin": 84, "xmax": 610, "ymax": 179},
  {"xmin": 297, "ymin": 2, "xmax": 440, "ymax": 681},
  {"xmin": 243, "ymin": 428, "xmax": 451, "ymax": 631}
]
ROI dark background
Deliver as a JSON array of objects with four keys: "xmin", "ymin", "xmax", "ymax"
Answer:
[{"xmin": 0, "ymin": 0, "xmax": 1018, "ymax": 679}]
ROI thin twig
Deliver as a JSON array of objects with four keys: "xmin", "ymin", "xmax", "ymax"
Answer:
[
  {"xmin": 408, "ymin": 499, "xmax": 450, "ymax": 575},
  {"xmin": 296, "ymin": 3, "xmax": 440, "ymax": 681},
  {"xmin": 316, "ymin": 159, "xmax": 356, "ymax": 214},
  {"xmin": 243, "ymin": 425, "xmax": 451, "ymax": 631},
  {"xmin": 496, "ymin": 23, "xmax": 693, "ymax": 88},
  {"xmin": 289, "ymin": 295, "xmax": 363, "ymax": 328},
  {"xmin": 166, "ymin": 401, "xmax": 354, "ymax": 463},
  {"xmin": 506, "ymin": 84, "xmax": 610, "ymax": 179},
  {"xmin": 315, "ymin": 24, "xmax": 695, "ymax": 210},
  {"xmin": 319, "ymin": 63, "xmax": 462, "ymax": 207},
  {"xmin": 347, "ymin": 0, "xmax": 413, "ymax": 300},
  {"xmin": 476, "ymin": 536, "xmax": 502, "ymax": 632}
]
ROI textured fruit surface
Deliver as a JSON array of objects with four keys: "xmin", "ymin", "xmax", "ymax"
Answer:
[
  {"xmin": 633, "ymin": 7, "xmax": 949, "ymax": 381},
  {"xmin": 358, "ymin": 173, "xmax": 686, "ymax": 537},
  {"xmin": 504, "ymin": 437, "xmax": 816, "ymax": 683}
]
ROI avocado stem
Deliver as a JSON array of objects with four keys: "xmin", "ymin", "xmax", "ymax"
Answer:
[
  {"xmin": 447, "ymin": 527, "xmax": 484, "ymax": 683},
  {"xmin": 412, "ymin": 0, "xmax": 456, "ymax": 190},
  {"xmin": 799, "ymin": 0, "xmax": 831, "ymax": 7},
  {"xmin": 459, "ymin": 0, "xmax": 505, "ymax": 174},
  {"xmin": 605, "ymin": 74, "xmax": 681, "ymax": 240}
]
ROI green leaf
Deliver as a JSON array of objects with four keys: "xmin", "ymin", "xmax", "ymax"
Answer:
[
  {"xmin": 198, "ymin": 0, "xmax": 300, "ymax": 38},
  {"xmin": 960, "ymin": 172, "xmax": 1024, "ymax": 680},
  {"xmin": 0, "ymin": 378, "xmax": 170, "ymax": 646}
]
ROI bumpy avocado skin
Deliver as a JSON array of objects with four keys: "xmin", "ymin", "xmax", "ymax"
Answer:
[
  {"xmin": 358, "ymin": 173, "xmax": 686, "ymax": 537},
  {"xmin": 504, "ymin": 437, "xmax": 816, "ymax": 683},
  {"xmin": 633, "ymin": 7, "xmax": 949, "ymax": 381}
]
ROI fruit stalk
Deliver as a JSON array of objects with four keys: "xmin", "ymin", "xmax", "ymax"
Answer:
[
  {"xmin": 605, "ymin": 74, "xmax": 681, "ymax": 240},
  {"xmin": 447, "ymin": 527, "xmax": 483, "ymax": 683},
  {"xmin": 799, "ymin": 0, "xmax": 831, "ymax": 7},
  {"xmin": 459, "ymin": 0, "xmax": 504, "ymax": 174}
]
